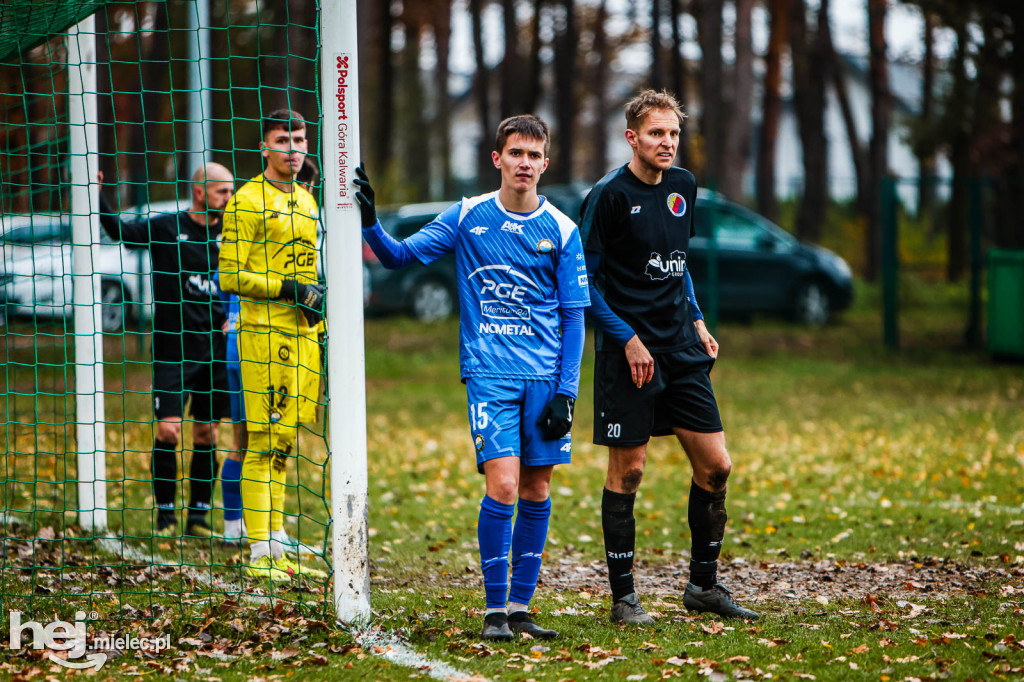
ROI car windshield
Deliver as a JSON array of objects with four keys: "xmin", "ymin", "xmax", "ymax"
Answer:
[
  {"xmin": 694, "ymin": 200, "xmax": 798, "ymax": 250},
  {"xmin": 1, "ymin": 219, "xmax": 70, "ymax": 244}
]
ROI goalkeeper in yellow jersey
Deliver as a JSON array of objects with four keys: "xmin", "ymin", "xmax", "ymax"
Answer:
[{"xmin": 218, "ymin": 108, "xmax": 326, "ymax": 582}]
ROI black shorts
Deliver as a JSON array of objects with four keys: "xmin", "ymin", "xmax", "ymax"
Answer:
[
  {"xmin": 593, "ymin": 343, "xmax": 723, "ymax": 446},
  {"xmin": 152, "ymin": 334, "xmax": 229, "ymax": 422}
]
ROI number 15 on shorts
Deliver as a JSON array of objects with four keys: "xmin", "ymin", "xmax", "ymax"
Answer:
[{"xmin": 470, "ymin": 402, "xmax": 489, "ymax": 429}]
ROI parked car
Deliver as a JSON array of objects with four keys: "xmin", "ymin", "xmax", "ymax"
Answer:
[
  {"xmin": 361, "ymin": 186, "xmax": 853, "ymax": 326},
  {"xmin": 688, "ymin": 189, "xmax": 853, "ymax": 325},
  {"xmin": 0, "ymin": 200, "xmax": 185, "ymax": 332}
]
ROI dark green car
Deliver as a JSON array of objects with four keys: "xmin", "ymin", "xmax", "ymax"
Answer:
[{"xmin": 362, "ymin": 187, "xmax": 853, "ymax": 326}]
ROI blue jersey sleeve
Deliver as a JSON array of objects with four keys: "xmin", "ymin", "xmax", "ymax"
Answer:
[
  {"xmin": 684, "ymin": 268, "xmax": 703, "ymax": 321},
  {"xmin": 585, "ymin": 251, "xmax": 636, "ymax": 346},
  {"xmin": 404, "ymin": 201, "xmax": 461, "ymax": 265},
  {"xmin": 556, "ymin": 226, "xmax": 590, "ymax": 309},
  {"xmin": 557, "ymin": 306, "xmax": 585, "ymax": 398},
  {"xmin": 362, "ymin": 221, "xmax": 417, "ymax": 269}
]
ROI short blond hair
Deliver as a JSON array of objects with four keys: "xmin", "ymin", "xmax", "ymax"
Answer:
[{"xmin": 624, "ymin": 89, "xmax": 686, "ymax": 131}]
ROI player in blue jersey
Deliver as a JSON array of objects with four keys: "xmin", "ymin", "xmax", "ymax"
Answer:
[
  {"xmin": 355, "ymin": 115, "xmax": 589, "ymax": 641},
  {"xmin": 580, "ymin": 90, "xmax": 758, "ymax": 622},
  {"xmin": 217, "ymin": 286, "xmax": 247, "ymax": 546}
]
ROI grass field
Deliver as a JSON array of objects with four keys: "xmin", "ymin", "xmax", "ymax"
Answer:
[{"xmin": 2, "ymin": 287, "xmax": 1023, "ymax": 680}]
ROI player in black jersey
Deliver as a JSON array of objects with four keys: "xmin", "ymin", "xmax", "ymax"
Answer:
[
  {"xmin": 579, "ymin": 90, "xmax": 758, "ymax": 622},
  {"xmin": 98, "ymin": 163, "xmax": 235, "ymax": 538}
]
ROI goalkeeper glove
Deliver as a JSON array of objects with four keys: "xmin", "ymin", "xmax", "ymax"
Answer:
[
  {"xmin": 353, "ymin": 163, "xmax": 377, "ymax": 228},
  {"xmin": 279, "ymin": 279, "xmax": 325, "ymax": 326},
  {"xmin": 537, "ymin": 393, "xmax": 575, "ymax": 440}
]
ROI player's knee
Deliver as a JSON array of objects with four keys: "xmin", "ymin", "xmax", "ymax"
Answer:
[
  {"xmin": 620, "ymin": 467, "xmax": 644, "ymax": 493},
  {"xmin": 156, "ymin": 421, "xmax": 182, "ymax": 444},
  {"xmin": 489, "ymin": 476, "xmax": 519, "ymax": 504},
  {"xmin": 707, "ymin": 464, "xmax": 731, "ymax": 492},
  {"xmin": 193, "ymin": 424, "xmax": 215, "ymax": 447}
]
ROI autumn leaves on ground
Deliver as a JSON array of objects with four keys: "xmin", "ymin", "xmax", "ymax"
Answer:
[{"xmin": 1, "ymin": 291, "xmax": 1022, "ymax": 680}]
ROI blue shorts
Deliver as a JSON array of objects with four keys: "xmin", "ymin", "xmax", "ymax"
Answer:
[
  {"xmin": 465, "ymin": 377, "xmax": 572, "ymax": 474},
  {"xmin": 226, "ymin": 332, "xmax": 245, "ymax": 423}
]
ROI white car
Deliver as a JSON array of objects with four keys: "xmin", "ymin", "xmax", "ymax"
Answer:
[{"xmin": 0, "ymin": 200, "xmax": 185, "ymax": 332}]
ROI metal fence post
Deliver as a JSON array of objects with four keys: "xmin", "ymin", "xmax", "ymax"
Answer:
[
  {"xmin": 881, "ymin": 176, "xmax": 899, "ymax": 350},
  {"xmin": 965, "ymin": 178, "xmax": 984, "ymax": 348}
]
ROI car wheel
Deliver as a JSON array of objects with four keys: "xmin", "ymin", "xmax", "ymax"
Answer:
[
  {"xmin": 410, "ymin": 279, "xmax": 454, "ymax": 322},
  {"xmin": 793, "ymin": 281, "xmax": 829, "ymax": 326},
  {"xmin": 101, "ymin": 280, "xmax": 126, "ymax": 333}
]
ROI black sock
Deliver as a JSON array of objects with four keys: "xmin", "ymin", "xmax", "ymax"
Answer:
[
  {"xmin": 688, "ymin": 480, "xmax": 727, "ymax": 589},
  {"xmin": 152, "ymin": 439, "xmax": 178, "ymax": 517},
  {"xmin": 602, "ymin": 488, "xmax": 637, "ymax": 601},
  {"xmin": 187, "ymin": 443, "xmax": 217, "ymax": 519}
]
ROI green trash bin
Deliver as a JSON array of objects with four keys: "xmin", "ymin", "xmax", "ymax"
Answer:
[{"xmin": 988, "ymin": 248, "xmax": 1024, "ymax": 358}]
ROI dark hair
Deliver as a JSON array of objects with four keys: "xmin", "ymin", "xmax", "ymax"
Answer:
[
  {"xmin": 624, "ymin": 89, "xmax": 686, "ymax": 131},
  {"xmin": 495, "ymin": 115, "xmax": 550, "ymax": 156},
  {"xmin": 262, "ymin": 108, "xmax": 305, "ymax": 139},
  {"xmin": 296, "ymin": 156, "xmax": 320, "ymax": 188}
]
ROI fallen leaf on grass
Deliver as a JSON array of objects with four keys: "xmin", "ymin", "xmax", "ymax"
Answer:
[
  {"xmin": 757, "ymin": 638, "xmax": 789, "ymax": 648},
  {"xmin": 701, "ymin": 621, "xmax": 725, "ymax": 635},
  {"xmin": 269, "ymin": 648, "xmax": 299, "ymax": 662}
]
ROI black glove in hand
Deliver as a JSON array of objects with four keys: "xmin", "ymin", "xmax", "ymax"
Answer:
[
  {"xmin": 537, "ymin": 393, "xmax": 575, "ymax": 440},
  {"xmin": 279, "ymin": 279, "xmax": 325, "ymax": 326},
  {"xmin": 353, "ymin": 163, "xmax": 377, "ymax": 228}
]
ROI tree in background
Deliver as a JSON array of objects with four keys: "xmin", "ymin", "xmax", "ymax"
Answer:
[
  {"xmin": 864, "ymin": 0, "xmax": 890, "ymax": 282},
  {"xmin": 789, "ymin": 0, "xmax": 830, "ymax": 242},
  {"xmin": 551, "ymin": 0, "xmax": 577, "ymax": 183},
  {"xmin": 500, "ymin": 0, "xmax": 521, "ymax": 117},
  {"xmin": 721, "ymin": 0, "xmax": 753, "ymax": 201},
  {"xmin": 669, "ymin": 0, "xmax": 691, "ymax": 169},
  {"xmin": 756, "ymin": 0, "xmax": 788, "ymax": 221},
  {"xmin": 694, "ymin": 0, "xmax": 724, "ymax": 189},
  {"xmin": 469, "ymin": 0, "xmax": 492, "ymax": 185}
]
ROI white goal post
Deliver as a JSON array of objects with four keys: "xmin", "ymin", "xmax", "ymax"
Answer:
[
  {"xmin": 68, "ymin": 14, "xmax": 107, "ymax": 534},
  {"xmin": 319, "ymin": 0, "xmax": 372, "ymax": 624}
]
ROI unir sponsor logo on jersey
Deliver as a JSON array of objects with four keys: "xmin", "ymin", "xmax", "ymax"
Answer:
[
  {"xmin": 186, "ymin": 273, "xmax": 217, "ymax": 297},
  {"xmin": 644, "ymin": 250, "xmax": 687, "ymax": 280}
]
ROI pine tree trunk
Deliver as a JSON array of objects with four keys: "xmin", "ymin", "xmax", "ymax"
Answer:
[
  {"xmin": 721, "ymin": 0, "xmax": 753, "ymax": 201},
  {"xmin": 669, "ymin": 0, "xmax": 690, "ymax": 169},
  {"xmin": 756, "ymin": 0, "xmax": 788, "ymax": 220},
  {"xmin": 864, "ymin": 0, "xmax": 889, "ymax": 282},
  {"xmin": 695, "ymin": 0, "xmax": 724, "ymax": 187},
  {"xmin": 552, "ymin": 0, "xmax": 576, "ymax": 183}
]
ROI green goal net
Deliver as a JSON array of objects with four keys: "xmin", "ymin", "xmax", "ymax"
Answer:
[{"xmin": 1, "ymin": 0, "xmax": 368, "ymax": 644}]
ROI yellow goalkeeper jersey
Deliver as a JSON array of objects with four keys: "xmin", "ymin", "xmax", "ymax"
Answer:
[{"xmin": 219, "ymin": 174, "xmax": 320, "ymax": 332}]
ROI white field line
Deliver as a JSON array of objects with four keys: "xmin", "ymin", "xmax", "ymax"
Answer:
[
  {"xmin": 354, "ymin": 630, "xmax": 482, "ymax": 682},
  {"xmin": 95, "ymin": 537, "xmax": 477, "ymax": 680}
]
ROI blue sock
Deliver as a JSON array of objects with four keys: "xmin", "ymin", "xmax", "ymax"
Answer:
[
  {"xmin": 478, "ymin": 495, "xmax": 514, "ymax": 610},
  {"xmin": 509, "ymin": 497, "xmax": 551, "ymax": 606},
  {"xmin": 221, "ymin": 458, "xmax": 243, "ymax": 522}
]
